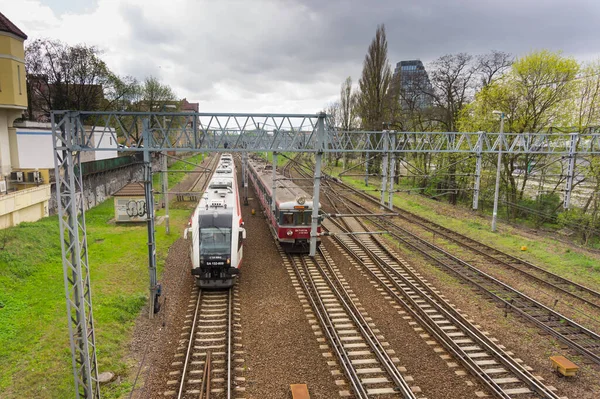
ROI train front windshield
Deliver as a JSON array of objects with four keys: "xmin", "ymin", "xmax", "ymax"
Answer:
[
  {"xmin": 199, "ymin": 213, "xmax": 233, "ymax": 258},
  {"xmin": 199, "ymin": 228, "xmax": 232, "ymax": 255}
]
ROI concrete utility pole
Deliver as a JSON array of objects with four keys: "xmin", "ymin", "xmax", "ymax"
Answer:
[
  {"xmin": 162, "ymin": 152, "xmax": 170, "ymax": 234},
  {"xmin": 491, "ymin": 112, "xmax": 505, "ymax": 232},
  {"xmin": 310, "ymin": 112, "xmax": 326, "ymax": 257},
  {"xmin": 563, "ymin": 133, "xmax": 578, "ymax": 209},
  {"xmin": 472, "ymin": 131, "xmax": 484, "ymax": 210},
  {"xmin": 388, "ymin": 132, "xmax": 396, "ymax": 208},
  {"xmin": 380, "ymin": 130, "xmax": 388, "ymax": 208}
]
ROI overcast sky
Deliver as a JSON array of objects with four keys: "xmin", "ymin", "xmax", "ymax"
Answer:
[{"xmin": 2, "ymin": 0, "xmax": 600, "ymax": 113}]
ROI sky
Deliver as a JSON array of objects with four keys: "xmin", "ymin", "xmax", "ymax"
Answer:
[{"xmin": 2, "ymin": 0, "xmax": 600, "ymax": 114}]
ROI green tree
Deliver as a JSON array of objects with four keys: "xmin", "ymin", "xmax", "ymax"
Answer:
[
  {"xmin": 357, "ymin": 24, "xmax": 393, "ymax": 174},
  {"xmin": 459, "ymin": 50, "xmax": 580, "ymax": 219}
]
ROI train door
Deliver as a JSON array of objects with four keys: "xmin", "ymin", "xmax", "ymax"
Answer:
[
  {"xmin": 236, "ymin": 224, "xmax": 246, "ymax": 268},
  {"xmin": 191, "ymin": 217, "xmax": 200, "ymax": 269}
]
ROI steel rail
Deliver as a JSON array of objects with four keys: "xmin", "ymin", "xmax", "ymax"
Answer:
[
  {"xmin": 311, "ymin": 249, "xmax": 416, "ymax": 398},
  {"xmin": 330, "ymin": 175, "xmax": 600, "ymax": 309},
  {"xmin": 393, "ymin": 210, "xmax": 600, "ymax": 309},
  {"xmin": 177, "ymin": 290, "xmax": 203, "ymax": 399},
  {"xmin": 359, "ymin": 211, "xmax": 600, "ymax": 366},
  {"xmin": 227, "ymin": 289, "xmax": 232, "ymax": 399},
  {"xmin": 327, "ymin": 216, "xmax": 561, "ymax": 399},
  {"xmin": 286, "ymin": 251, "xmax": 369, "ymax": 398}
]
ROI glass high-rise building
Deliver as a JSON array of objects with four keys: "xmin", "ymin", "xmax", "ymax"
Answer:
[{"xmin": 392, "ymin": 60, "xmax": 433, "ymax": 109}]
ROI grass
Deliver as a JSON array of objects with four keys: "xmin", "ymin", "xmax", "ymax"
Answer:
[
  {"xmin": 0, "ymin": 199, "xmax": 189, "ymax": 398},
  {"xmin": 328, "ymin": 162, "xmax": 600, "ymax": 290},
  {"xmin": 153, "ymin": 153, "xmax": 205, "ymax": 189}
]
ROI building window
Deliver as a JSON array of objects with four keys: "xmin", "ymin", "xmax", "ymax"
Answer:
[{"xmin": 17, "ymin": 65, "xmax": 22, "ymax": 95}]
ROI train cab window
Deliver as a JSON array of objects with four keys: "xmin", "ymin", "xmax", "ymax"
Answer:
[
  {"xmin": 296, "ymin": 211, "xmax": 310, "ymax": 225},
  {"xmin": 199, "ymin": 228, "xmax": 232, "ymax": 255},
  {"xmin": 281, "ymin": 212, "xmax": 294, "ymax": 225},
  {"xmin": 304, "ymin": 211, "xmax": 312, "ymax": 225}
]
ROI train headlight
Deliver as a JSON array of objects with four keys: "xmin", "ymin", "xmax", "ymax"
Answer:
[
  {"xmin": 286, "ymin": 229, "xmax": 293, "ymax": 237},
  {"xmin": 226, "ymin": 258, "xmax": 231, "ymax": 265},
  {"xmin": 296, "ymin": 196, "xmax": 306, "ymax": 205}
]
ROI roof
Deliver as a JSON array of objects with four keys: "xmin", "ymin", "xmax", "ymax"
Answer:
[
  {"xmin": 181, "ymin": 98, "xmax": 199, "ymax": 112},
  {"xmin": 0, "ymin": 12, "xmax": 27, "ymax": 40},
  {"xmin": 114, "ymin": 182, "xmax": 145, "ymax": 197}
]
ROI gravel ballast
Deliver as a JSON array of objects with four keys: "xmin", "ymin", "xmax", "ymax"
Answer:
[{"xmin": 237, "ymin": 185, "xmax": 342, "ymax": 398}]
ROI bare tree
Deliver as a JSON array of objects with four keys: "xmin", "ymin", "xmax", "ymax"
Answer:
[
  {"xmin": 477, "ymin": 50, "xmax": 513, "ymax": 87},
  {"xmin": 428, "ymin": 53, "xmax": 477, "ymax": 132},
  {"xmin": 340, "ymin": 76, "xmax": 359, "ymax": 131},
  {"xmin": 25, "ymin": 39, "xmax": 131, "ymax": 121},
  {"xmin": 357, "ymin": 24, "xmax": 392, "ymax": 131},
  {"xmin": 326, "ymin": 100, "xmax": 341, "ymax": 128}
]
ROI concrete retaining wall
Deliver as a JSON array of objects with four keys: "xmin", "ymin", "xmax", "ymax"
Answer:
[{"xmin": 48, "ymin": 158, "xmax": 161, "ymax": 215}]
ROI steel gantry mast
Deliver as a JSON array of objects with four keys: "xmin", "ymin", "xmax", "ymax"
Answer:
[
  {"xmin": 52, "ymin": 110, "xmax": 600, "ymax": 398},
  {"xmin": 52, "ymin": 114, "xmax": 100, "ymax": 399}
]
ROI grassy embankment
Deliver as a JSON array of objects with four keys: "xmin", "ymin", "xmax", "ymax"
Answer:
[
  {"xmin": 327, "ymin": 164, "xmax": 600, "ymax": 288},
  {"xmin": 152, "ymin": 153, "xmax": 205, "ymax": 188},
  {"xmin": 0, "ymin": 161, "xmax": 196, "ymax": 398}
]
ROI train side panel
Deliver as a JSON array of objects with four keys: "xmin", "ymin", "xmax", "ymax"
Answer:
[{"xmin": 247, "ymin": 157, "xmax": 320, "ymax": 253}]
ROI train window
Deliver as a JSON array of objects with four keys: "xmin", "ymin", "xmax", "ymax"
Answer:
[
  {"xmin": 200, "ymin": 228, "xmax": 232, "ymax": 255},
  {"xmin": 238, "ymin": 231, "xmax": 243, "ymax": 251},
  {"xmin": 296, "ymin": 211, "xmax": 307, "ymax": 225},
  {"xmin": 304, "ymin": 211, "xmax": 312, "ymax": 225},
  {"xmin": 281, "ymin": 212, "xmax": 294, "ymax": 225}
]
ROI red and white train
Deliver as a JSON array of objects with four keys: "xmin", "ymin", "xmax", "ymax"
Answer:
[
  {"xmin": 247, "ymin": 156, "xmax": 321, "ymax": 253},
  {"xmin": 185, "ymin": 154, "xmax": 246, "ymax": 289}
]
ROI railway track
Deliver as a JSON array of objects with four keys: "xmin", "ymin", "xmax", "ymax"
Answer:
[
  {"xmin": 334, "ymin": 196, "xmax": 600, "ymax": 366},
  {"xmin": 331, "ymin": 178, "xmax": 600, "ymax": 313},
  {"xmin": 325, "ymin": 216, "xmax": 562, "ymax": 399},
  {"xmin": 285, "ymin": 161, "xmax": 600, "ymax": 366},
  {"xmin": 283, "ymin": 246, "xmax": 418, "ymax": 398},
  {"xmin": 187, "ymin": 155, "xmax": 221, "ymax": 195},
  {"xmin": 163, "ymin": 286, "xmax": 243, "ymax": 398}
]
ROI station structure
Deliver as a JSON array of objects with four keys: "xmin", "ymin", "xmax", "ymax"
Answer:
[{"xmin": 52, "ymin": 110, "xmax": 600, "ymax": 398}]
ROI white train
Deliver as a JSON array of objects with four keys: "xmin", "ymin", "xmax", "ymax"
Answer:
[{"xmin": 184, "ymin": 154, "xmax": 245, "ymax": 289}]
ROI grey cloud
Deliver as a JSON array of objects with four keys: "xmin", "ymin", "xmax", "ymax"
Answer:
[{"xmin": 30, "ymin": 0, "xmax": 600, "ymax": 112}]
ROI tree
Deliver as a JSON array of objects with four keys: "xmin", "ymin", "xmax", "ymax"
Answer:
[
  {"xmin": 129, "ymin": 76, "xmax": 177, "ymax": 112},
  {"xmin": 357, "ymin": 24, "xmax": 392, "ymax": 131},
  {"xmin": 428, "ymin": 53, "xmax": 477, "ymax": 132},
  {"xmin": 459, "ymin": 50, "xmax": 580, "ymax": 218},
  {"xmin": 25, "ymin": 39, "xmax": 131, "ymax": 120},
  {"xmin": 357, "ymin": 24, "xmax": 393, "ymax": 174},
  {"xmin": 340, "ymin": 76, "xmax": 359, "ymax": 131},
  {"xmin": 477, "ymin": 50, "xmax": 513, "ymax": 88},
  {"xmin": 122, "ymin": 76, "xmax": 178, "ymax": 142}
]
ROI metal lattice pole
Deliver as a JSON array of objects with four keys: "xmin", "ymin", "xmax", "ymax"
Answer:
[
  {"xmin": 52, "ymin": 112, "xmax": 100, "ymax": 399},
  {"xmin": 142, "ymin": 119, "xmax": 158, "ymax": 319}
]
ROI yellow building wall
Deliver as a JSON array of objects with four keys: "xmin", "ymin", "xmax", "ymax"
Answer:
[
  {"xmin": 0, "ymin": 185, "xmax": 50, "ymax": 228},
  {"xmin": 0, "ymin": 33, "xmax": 27, "ymax": 109}
]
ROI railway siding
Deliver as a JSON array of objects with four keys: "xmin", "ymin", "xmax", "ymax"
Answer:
[{"xmin": 324, "ymin": 216, "xmax": 564, "ymax": 399}]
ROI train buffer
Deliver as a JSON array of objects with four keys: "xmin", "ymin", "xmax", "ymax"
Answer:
[
  {"xmin": 549, "ymin": 355, "xmax": 579, "ymax": 377},
  {"xmin": 290, "ymin": 383, "xmax": 310, "ymax": 399}
]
